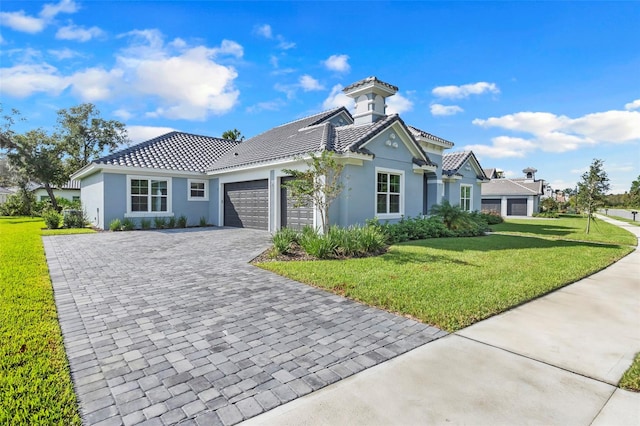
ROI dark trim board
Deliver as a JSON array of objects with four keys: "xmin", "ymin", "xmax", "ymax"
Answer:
[{"xmin": 224, "ymin": 180, "xmax": 269, "ymax": 230}]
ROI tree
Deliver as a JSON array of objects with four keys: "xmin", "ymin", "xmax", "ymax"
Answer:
[
  {"xmin": 629, "ymin": 175, "xmax": 640, "ymax": 208},
  {"xmin": 57, "ymin": 103, "xmax": 128, "ymax": 173},
  {"xmin": 577, "ymin": 158, "xmax": 610, "ymax": 234},
  {"xmin": 2, "ymin": 129, "xmax": 67, "ymax": 211},
  {"xmin": 282, "ymin": 150, "xmax": 345, "ymax": 233},
  {"xmin": 222, "ymin": 128, "xmax": 245, "ymax": 142}
]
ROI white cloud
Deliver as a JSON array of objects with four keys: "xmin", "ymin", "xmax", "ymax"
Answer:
[
  {"xmin": 69, "ymin": 67, "xmax": 123, "ymax": 101},
  {"xmin": 212, "ymin": 39, "xmax": 243, "ymax": 58},
  {"xmin": 299, "ymin": 75, "xmax": 324, "ymax": 91},
  {"xmin": 322, "ymin": 84, "xmax": 352, "ymax": 110},
  {"xmin": 0, "ymin": 63, "xmax": 69, "ymax": 97},
  {"xmin": 40, "ymin": 0, "xmax": 78, "ymax": 20},
  {"xmin": 127, "ymin": 125, "xmax": 177, "ymax": 144},
  {"xmin": 0, "ymin": 11, "xmax": 45, "ymax": 33},
  {"xmin": 470, "ymin": 108, "xmax": 640, "ymax": 158},
  {"xmin": 386, "ymin": 93, "xmax": 413, "ymax": 115},
  {"xmin": 625, "ymin": 99, "xmax": 640, "ymax": 111},
  {"xmin": 246, "ymin": 99, "xmax": 287, "ymax": 113},
  {"xmin": 48, "ymin": 47, "xmax": 82, "ymax": 60},
  {"xmin": 113, "ymin": 109, "xmax": 133, "ymax": 121},
  {"xmin": 56, "ymin": 24, "xmax": 104, "ymax": 42},
  {"xmin": 430, "ymin": 103, "xmax": 464, "ymax": 116},
  {"xmin": 255, "ymin": 24, "xmax": 273, "ymax": 39},
  {"xmin": 0, "ymin": 0, "xmax": 78, "ymax": 34},
  {"xmin": 324, "ymin": 54, "xmax": 350, "ymax": 73},
  {"xmin": 432, "ymin": 82, "xmax": 499, "ymax": 99}
]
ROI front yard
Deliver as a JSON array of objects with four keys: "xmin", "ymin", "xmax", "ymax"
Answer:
[
  {"xmin": 258, "ymin": 216, "xmax": 636, "ymax": 332},
  {"xmin": 0, "ymin": 217, "xmax": 91, "ymax": 425}
]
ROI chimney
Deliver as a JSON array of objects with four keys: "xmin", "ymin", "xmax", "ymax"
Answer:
[{"xmin": 342, "ymin": 77, "xmax": 398, "ymax": 125}]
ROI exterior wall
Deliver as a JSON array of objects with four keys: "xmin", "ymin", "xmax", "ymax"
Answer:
[
  {"xmin": 103, "ymin": 173, "xmax": 127, "ymax": 228},
  {"xmin": 170, "ymin": 177, "xmax": 211, "ymax": 227},
  {"xmin": 480, "ymin": 194, "xmax": 540, "ymax": 217},
  {"xmin": 208, "ymin": 178, "xmax": 219, "ymax": 226},
  {"xmin": 33, "ymin": 188, "xmax": 80, "ymax": 202},
  {"xmin": 332, "ymin": 127, "xmax": 426, "ymax": 226},
  {"xmin": 81, "ymin": 172, "xmax": 104, "ymax": 228},
  {"xmin": 443, "ymin": 159, "xmax": 483, "ymax": 211}
]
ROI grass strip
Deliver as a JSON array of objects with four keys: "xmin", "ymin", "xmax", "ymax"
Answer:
[
  {"xmin": 619, "ymin": 353, "xmax": 640, "ymax": 392},
  {"xmin": 0, "ymin": 217, "xmax": 90, "ymax": 425}
]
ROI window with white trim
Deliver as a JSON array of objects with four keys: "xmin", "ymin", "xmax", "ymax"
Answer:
[
  {"xmin": 460, "ymin": 184, "xmax": 472, "ymax": 211},
  {"xmin": 188, "ymin": 179, "xmax": 208, "ymax": 201},
  {"xmin": 376, "ymin": 169, "xmax": 403, "ymax": 217},
  {"xmin": 127, "ymin": 176, "xmax": 172, "ymax": 215}
]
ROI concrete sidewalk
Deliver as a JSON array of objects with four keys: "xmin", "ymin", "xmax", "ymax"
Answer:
[{"xmin": 242, "ymin": 215, "xmax": 640, "ymax": 425}]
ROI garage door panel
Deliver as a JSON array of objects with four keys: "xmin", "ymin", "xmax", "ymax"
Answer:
[
  {"xmin": 224, "ymin": 180, "xmax": 269, "ymax": 230},
  {"xmin": 507, "ymin": 198, "xmax": 527, "ymax": 216},
  {"xmin": 281, "ymin": 177, "xmax": 314, "ymax": 231},
  {"xmin": 481, "ymin": 199, "xmax": 501, "ymax": 214}
]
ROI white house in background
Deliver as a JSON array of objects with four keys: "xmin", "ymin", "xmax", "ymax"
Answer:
[
  {"xmin": 31, "ymin": 180, "xmax": 81, "ymax": 203},
  {"xmin": 0, "ymin": 186, "xmax": 15, "ymax": 205},
  {"xmin": 481, "ymin": 167, "xmax": 546, "ymax": 216}
]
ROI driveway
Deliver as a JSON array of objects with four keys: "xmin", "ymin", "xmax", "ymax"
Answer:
[{"xmin": 44, "ymin": 227, "xmax": 446, "ymax": 425}]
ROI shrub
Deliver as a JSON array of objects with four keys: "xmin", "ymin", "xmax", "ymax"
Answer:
[
  {"xmin": 299, "ymin": 231, "xmax": 336, "ymax": 259},
  {"xmin": 167, "ymin": 216, "xmax": 176, "ymax": 228},
  {"xmin": 199, "ymin": 216, "xmax": 207, "ymax": 227},
  {"xmin": 272, "ymin": 227, "xmax": 299, "ymax": 255},
  {"xmin": 140, "ymin": 218, "xmax": 151, "ymax": 230},
  {"xmin": 354, "ymin": 225, "xmax": 387, "ymax": 254},
  {"xmin": 109, "ymin": 218, "xmax": 122, "ymax": 231},
  {"xmin": 62, "ymin": 209, "xmax": 87, "ymax": 228},
  {"xmin": 42, "ymin": 209, "xmax": 63, "ymax": 229},
  {"xmin": 177, "ymin": 215, "xmax": 187, "ymax": 228},
  {"xmin": 430, "ymin": 201, "xmax": 470, "ymax": 230},
  {"xmin": 121, "ymin": 217, "xmax": 136, "ymax": 231},
  {"xmin": 479, "ymin": 210, "xmax": 504, "ymax": 225},
  {"xmin": 533, "ymin": 211, "xmax": 559, "ymax": 218},
  {"xmin": 153, "ymin": 217, "xmax": 166, "ymax": 229},
  {"xmin": 0, "ymin": 190, "xmax": 36, "ymax": 216}
]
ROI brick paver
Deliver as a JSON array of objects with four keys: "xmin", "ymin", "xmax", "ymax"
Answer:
[{"xmin": 45, "ymin": 227, "xmax": 447, "ymax": 425}]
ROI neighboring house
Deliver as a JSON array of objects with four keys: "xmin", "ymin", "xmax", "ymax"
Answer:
[
  {"xmin": 441, "ymin": 151, "xmax": 488, "ymax": 212},
  {"xmin": 481, "ymin": 167, "xmax": 546, "ymax": 216},
  {"xmin": 72, "ymin": 77, "xmax": 483, "ymax": 231},
  {"xmin": 0, "ymin": 186, "xmax": 15, "ymax": 205},
  {"xmin": 31, "ymin": 180, "xmax": 81, "ymax": 203}
]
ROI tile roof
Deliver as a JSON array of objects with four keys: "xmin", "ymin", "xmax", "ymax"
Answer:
[
  {"xmin": 209, "ymin": 109, "xmax": 435, "ymax": 171},
  {"xmin": 342, "ymin": 76, "xmax": 398, "ymax": 94},
  {"xmin": 442, "ymin": 151, "xmax": 488, "ymax": 180},
  {"xmin": 481, "ymin": 178, "xmax": 544, "ymax": 196},
  {"xmin": 407, "ymin": 125, "xmax": 454, "ymax": 147},
  {"xmin": 94, "ymin": 132, "xmax": 239, "ymax": 173}
]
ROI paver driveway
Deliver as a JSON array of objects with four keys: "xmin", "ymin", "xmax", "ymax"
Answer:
[{"xmin": 44, "ymin": 227, "xmax": 446, "ymax": 426}]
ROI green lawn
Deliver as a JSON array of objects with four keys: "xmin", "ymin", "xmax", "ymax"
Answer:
[
  {"xmin": 492, "ymin": 215, "xmax": 638, "ymax": 246},
  {"xmin": 0, "ymin": 217, "xmax": 92, "ymax": 425},
  {"xmin": 258, "ymin": 216, "xmax": 635, "ymax": 332},
  {"xmin": 619, "ymin": 353, "xmax": 640, "ymax": 392}
]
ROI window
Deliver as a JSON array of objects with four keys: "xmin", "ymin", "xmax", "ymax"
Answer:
[
  {"xmin": 126, "ymin": 176, "xmax": 172, "ymax": 216},
  {"xmin": 72, "ymin": 196, "xmax": 80, "ymax": 202},
  {"xmin": 40, "ymin": 195, "xmax": 50, "ymax": 202},
  {"xmin": 188, "ymin": 179, "xmax": 208, "ymax": 201},
  {"xmin": 460, "ymin": 185, "xmax": 472, "ymax": 211},
  {"xmin": 376, "ymin": 169, "xmax": 403, "ymax": 217}
]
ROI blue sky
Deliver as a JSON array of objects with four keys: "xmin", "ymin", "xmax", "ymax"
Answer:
[{"xmin": 1, "ymin": 1, "xmax": 639, "ymax": 193}]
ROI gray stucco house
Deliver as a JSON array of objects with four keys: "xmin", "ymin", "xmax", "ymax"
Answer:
[
  {"xmin": 72, "ymin": 77, "xmax": 488, "ymax": 231},
  {"xmin": 481, "ymin": 167, "xmax": 546, "ymax": 216}
]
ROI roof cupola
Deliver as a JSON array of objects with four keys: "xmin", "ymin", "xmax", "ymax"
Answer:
[{"xmin": 342, "ymin": 77, "xmax": 398, "ymax": 125}]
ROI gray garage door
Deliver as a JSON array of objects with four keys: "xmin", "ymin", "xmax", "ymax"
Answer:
[
  {"xmin": 224, "ymin": 180, "xmax": 269, "ymax": 229},
  {"xmin": 280, "ymin": 177, "xmax": 314, "ymax": 231},
  {"xmin": 481, "ymin": 199, "xmax": 501, "ymax": 214},
  {"xmin": 507, "ymin": 198, "xmax": 527, "ymax": 216}
]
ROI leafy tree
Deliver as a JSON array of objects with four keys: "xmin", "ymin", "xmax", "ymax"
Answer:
[
  {"xmin": 540, "ymin": 197, "xmax": 559, "ymax": 212},
  {"xmin": 629, "ymin": 175, "xmax": 640, "ymax": 208},
  {"xmin": 282, "ymin": 150, "xmax": 345, "ymax": 234},
  {"xmin": 2, "ymin": 129, "xmax": 68, "ymax": 211},
  {"xmin": 222, "ymin": 128, "xmax": 245, "ymax": 142},
  {"xmin": 577, "ymin": 158, "xmax": 610, "ymax": 234},
  {"xmin": 57, "ymin": 103, "xmax": 128, "ymax": 173}
]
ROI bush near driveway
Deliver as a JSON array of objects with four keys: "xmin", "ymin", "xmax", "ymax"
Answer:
[{"xmin": 0, "ymin": 217, "xmax": 88, "ymax": 425}]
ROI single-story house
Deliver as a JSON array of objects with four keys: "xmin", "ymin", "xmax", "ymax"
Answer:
[
  {"xmin": 442, "ymin": 151, "xmax": 488, "ymax": 212},
  {"xmin": 32, "ymin": 180, "xmax": 81, "ymax": 203},
  {"xmin": 72, "ymin": 77, "xmax": 487, "ymax": 231},
  {"xmin": 481, "ymin": 167, "xmax": 546, "ymax": 216}
]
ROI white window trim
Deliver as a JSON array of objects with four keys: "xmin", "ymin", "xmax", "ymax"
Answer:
[
  {"xmin": 125, "ymin": 175, "xmax": 173, "ymax": 217},
  {"xmin": 188, "ymin": 179, "xmax": 209, "ymax": 201},
  {"xmin": 460, "ymin": 184, "xmax": 472, "ymax": 212},
  {"xmin": 375, "ymin": 167, "xmax": 404, "ymax": 219}
]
